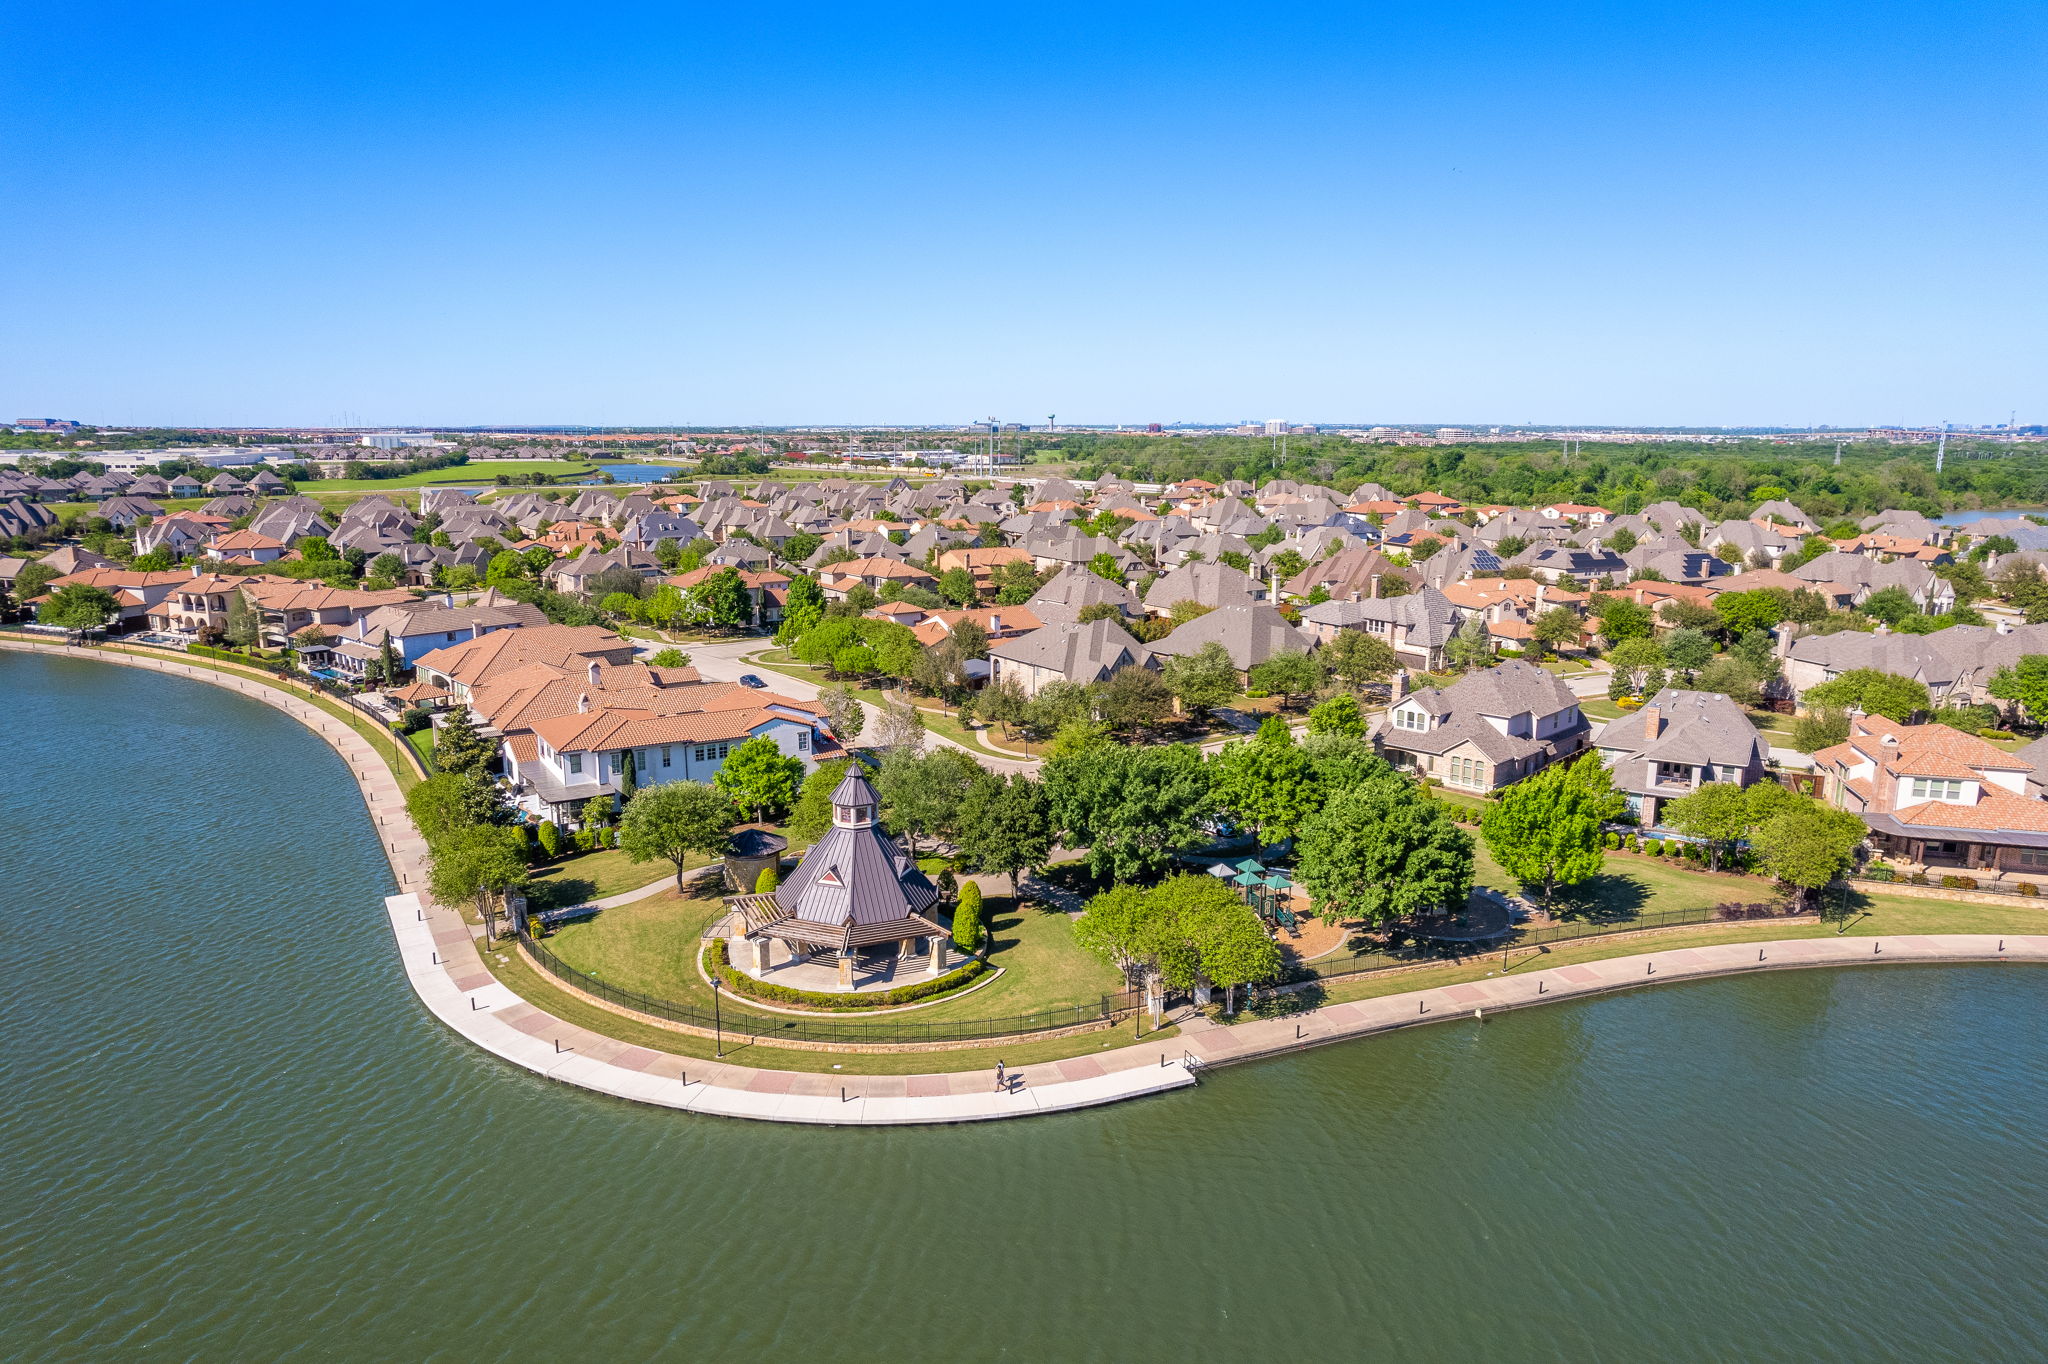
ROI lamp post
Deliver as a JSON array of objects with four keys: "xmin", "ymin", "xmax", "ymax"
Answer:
[{"xmin": 711, "ymin": 975, "xmax": 724, "ymax": 1057}]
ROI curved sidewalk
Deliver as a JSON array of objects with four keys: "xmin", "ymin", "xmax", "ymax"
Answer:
[{"xmin": 13, "ymin": 639, "xmax": 2047, "ymax": 1126}]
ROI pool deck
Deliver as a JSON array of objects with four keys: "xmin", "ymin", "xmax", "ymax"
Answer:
[{"xmin": 13, "ymin": 636, "xmax": 2048, "ymax": 1127}]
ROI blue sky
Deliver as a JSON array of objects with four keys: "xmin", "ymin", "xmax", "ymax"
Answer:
[{"xmin": 2, "ymin": 2, "xmax": 2042, "ymax": 428}]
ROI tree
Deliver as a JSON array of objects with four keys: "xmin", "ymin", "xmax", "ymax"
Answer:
[
  {"xmin": 536, "ymin": 819, "xmax": 563, "ymax": 860},
  {"xmin": 1095, "ymin": 663, "xmax": 1173, "ymax": 735},
  {"xmin": 1324, "ymin": 630, "xmax": 1398, "ymax": 691},
  {"xmin": 617, "ymin": 781, "xmax": 738, "ymax": 890},
  {"xmin": 1162, "ymin": 641, "xmax": 1239, "ymax": 720},
  {"xmin": 404, "ymin": 770, "xmax": 505, "ymax": 842},
  {"xmin": 1247, "ymin": 650, "xmax": 1323, "ymax": 709},
  {"xmin": 1302, "ymin": 731, "xmax": 1393, "ymax": 789},
  {"xmin": 427, "ymin": 824, "xmax": 531, "ymax": 941},
  {"xmin": 788, "ymin": 758, "xmax": 856, "ymax": 845},
  {"xmin": 955, "ymin": 774, "xmax": 1053, "ymax": 895},
  {"xmin": 994, "ymin": 559, "xmax": 1041, "ymax": 605},
  {"xmin": 874, "ymin": 747, "xmax": 982, "ymax": 853},
  {"xmin": 12, "ymin": 561, "xmax": 60, "ymax": 604},
  {"xmin": 1209, "ymin": 717, "xmax": 1321, "ymax": 847},
  {"xmin": 1043, "ymin": 743, "xmax": 1213, "ymax": 883},
  {"xmin": 1269, "ymin": 548, "xmax": 1307, "ymax": 582},
  {"xmin": 1751, "ymin": 805, "xmax": 1867, "ymax": 910},
  {"xmin": 1606, "ymin": 638, "xmax": 1665, "ymax": 697},
  {"xmin": 1695, "ymin": 654, "xmax": 1764, "ymax": 707},
  {"xmin": 1444, "ymin": 613, "xmax": 1493, "ymax": 670},
  {"xmin": 369, "ymin": 552, "xmax": 405, "ymax": 583},
  {"xmin": 1297, "ymin": 777, "xmax": 1474, "ymax": 926},
  {"xmin": 754, "ymin": 865, "xmax": 779, "ymax": 893},
  {"xmin": 1529, "ymin": 606, "xmax": 1582, "ymax": 657},
  {"xmin": 937, "ymin": 566, "xmax": 977, "ymax": 606},
  {"xmin": 1662, "ymin": 627, "xmax": 1714, "ymax": 682},
  {"xmin": 877, "ymin": 695, "xmax": 926, "ymax": 751},
  {"xmin": 37, "ymin": 583, "xmax": 118, "ymax": 631},
  {"xmin": 817, "ymin": 684, "xmax": 865, "ymax": 746},
  {"xmin": 776, "ymin": 574, "xmax": 826, "ymax": 641},
  {"xmin": 1715, "ymin": 588, "xmax": 1788, "ymax": 636},
  {"xmin": 648, "ymin": 646, "xmax": 691, "ymax": 668},
  {"xmin": 696, "ymin": 567, "xmax": 753, "ymax": 629},
  {"xmin": 949, "ymin": 617, "xmax": 989, "ymax": 661},
  {"xmin": 712, "ymin": 735, "xmax": 805, "ymax": 821},
  {"xmin": 1307, "ymin": 692, "xmax": 1366, "ymax": 737},
  {"xmin": 948, "ymin": 879, "xmax": 985, "ymax": 958},
  {"xmin": 1590, "ymin": 594, "xmax": 1654, "ymax": 644},
  {"xmin": 433, "ymin": 707, "xmax": 496, "ymax": 776},
  {"xmin": 1659, "ymin": 598, "xmax": 1721, "ymax": 632},
  {"xmin": 1481, "ymin": 756, "xmax": 1623, "ymax": 898},
  {"xmin": 1088, "ymin": 551, "xmax": 1122, "ymax": 582},
  {"xmin": 781, "ymin": 531, "xmax": 823, "ymax": 567},
  {"xmin": 1191, "ymin": 894, "xmax": 1285, "ymax": 1014},
  {"xmin": 1858, "ymin": 585, "xmax": 1918, "ymax": 626},
  {"xmin": 1790, "ymin": 706, "xmax": 1851, "ymax": 753},
  {"xmin": 1803, "ymin": 668, "xmax": 1929, "ymax": 723},
  {"xmin": 1987, "ymin": 655, "xmax": 2048, "ymax": 724},
  {"xmin": 1659, "ymin": 782, "xmax": 1752, "ymax": 872}
]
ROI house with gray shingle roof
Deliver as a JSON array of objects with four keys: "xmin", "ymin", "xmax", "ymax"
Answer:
[
  {"xmin": 1143, "ymin": 560, "xmax": 1265, "ymax": 616},
  {"xmin": 1372, "ymin": 660, "xmax": 1590, "ymax": 793},
  {"xmin": 1150, "ymin": 603, "xmax": 1315, "ymax": 678},
  {"xmin": 1299, "ymin": 586, "xmax": 1461, "ymax": 671},
  {"xmin": 1594, "ymin": 687, "xmax": 1770, "ymax": 824},
  {"xmin": 987, "ymin": 616, "xmax": 1156, "ymax": 698}
]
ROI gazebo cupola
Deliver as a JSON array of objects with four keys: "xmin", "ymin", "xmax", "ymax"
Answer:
[{"xmin": 833, "ymin": 774, "xmax": 878, "ymax": 829}]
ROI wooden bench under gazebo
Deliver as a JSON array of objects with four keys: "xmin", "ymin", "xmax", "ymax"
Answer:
[{"xmin": 723, "ymin": 769, "xmax": 951, "ymax": 989}]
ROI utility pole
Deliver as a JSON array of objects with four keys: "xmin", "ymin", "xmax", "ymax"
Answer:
[{"xmin": 1935, "ymin": 425, "xmax": 1948, "ymax": 475}]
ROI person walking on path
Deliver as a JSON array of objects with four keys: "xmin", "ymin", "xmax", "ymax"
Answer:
[{"xmin": 994, "ymin": 1060, "xmax": 1007, "ymax": 1093}]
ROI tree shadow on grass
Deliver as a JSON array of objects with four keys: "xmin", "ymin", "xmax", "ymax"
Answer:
[
  {"xmin": 1543, "ymin": 871, "xmax": 1653, "ymax": 924},
  {"xmin": 525, "ymin": 874, "xmax": 598, "ymax": 912}
]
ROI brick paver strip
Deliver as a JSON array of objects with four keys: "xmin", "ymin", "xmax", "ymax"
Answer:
[{"xmin": 13, "ymin": 634, "xmax": 2047, "ymax": 1127}]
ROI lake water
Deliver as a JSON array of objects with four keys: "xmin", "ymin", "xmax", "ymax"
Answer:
[
  {"xmin": 1933, "ymin": 507, "xmax": 2048, "ymax": 526},
  {"xmin": 6, "ymin": 650, "xmax": 2047, "ymax": 1361},
  {"xmin": 582, "ymin": 462, "xmax": 687, "ymax": 483}
]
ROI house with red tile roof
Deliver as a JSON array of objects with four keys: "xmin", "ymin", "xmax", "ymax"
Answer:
[{"xmin": 1814, "ymin": 713, "xmax": 2048, "ymax": 880}]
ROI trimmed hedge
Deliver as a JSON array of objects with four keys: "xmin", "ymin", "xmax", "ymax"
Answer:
[
  {"xmin": 186, "ymin": 642, "xmax": 285, "ymax": 672},
  {"xmin": 1941, "ymin": 874, "xmax": 1980, "ymax": 891},
  {"xmin": 704, "ymin": 938, "xmax": 986, "ymax": 1010}
]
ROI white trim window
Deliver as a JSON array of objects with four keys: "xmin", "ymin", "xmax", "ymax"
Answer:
[
  {"xmin": 1908, "ymin": 778, "xmax": 1964, "ymax": 802},
  {"xmin": 1447, "ymin": 755, "xmax": 1489, "ymax": 789},
  {"xmin": 1394, "ymin": 707, "xmax": 1428, "ymax": 732},
  {"xmin": 567, "ymin": 753, "xmax": 583, "ymax": 775}
]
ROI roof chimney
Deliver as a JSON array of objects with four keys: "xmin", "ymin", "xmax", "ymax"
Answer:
[
  {"xmin": 577, "ymin": 692, "xmax": 590, "ymax": 713},
  {"xmin": 1643, "ymin": 704, "xmax": 1661, "ymax": 738}
]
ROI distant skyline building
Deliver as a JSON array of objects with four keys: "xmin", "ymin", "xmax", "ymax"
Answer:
[{"xmin": 1262, "ymin": 419, "xmax": 1288, "ymax": 436}]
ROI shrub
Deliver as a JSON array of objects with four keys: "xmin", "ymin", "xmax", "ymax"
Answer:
[
  {"xmin": 704, "ymin": 938, "xmax": 985, "ymax": 1009},
  {"xmin": 1861, "ymin": 865, "xmax": 1894, "ymax": 882},
  {"xmin": 1615, "ymin": 697, "xmax": 1643, "ymax": 711},
  {"xmin": 536, "ymin": 820, "xmax": 561, "ymax": 859},
  {"xmin": 1980, "ymin": 729, "xmax": 2017, "ymax": 741},
  {"xmin": 1941, "ymin": 875, "xmax": 1979, "ymax": 891},
  {"xmin": 2020, "ymin": 882, "xmax": 2039, "ymax": 897},
  {"xmin": 1909, "ymin": 872, "xmax": 1929, "ymax": 885},
  {"xmin": 1714, "ymin": 901, "xmax": 1784, "ymax": 920},
  {"xmin": 953, "ymin": 880, "xmax": 985, "ymax": 956},
  {"xmin": 754, "ymin": 865, "xmax": 779, "ymax": 893}
]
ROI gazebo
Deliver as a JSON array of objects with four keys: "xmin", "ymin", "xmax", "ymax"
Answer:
[{"xmin": 724, "ymin": 770, "xmax": 950, "ymax": 988}]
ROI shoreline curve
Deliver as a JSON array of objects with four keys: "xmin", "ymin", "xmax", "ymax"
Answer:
[{"xmin": 8, "ymin": 638, "xmax": 2044, "ymax": 1126}]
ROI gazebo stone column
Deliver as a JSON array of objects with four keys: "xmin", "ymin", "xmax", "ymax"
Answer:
[
  {"xmin": 927, "ymin": 936, "xmax": 949, "ymax": 976},
  {"xmin": 748, "ymin": 936, "xmax": 771, "ymax": 972},
  {"xmin": 837, "ymin": 951, "xmax": 854, "ymax": 988}
]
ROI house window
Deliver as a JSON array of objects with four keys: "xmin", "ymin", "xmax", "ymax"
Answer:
[
  {"xmin": 661, "ymin": 745, "xmax": 672, "ymax": 768},
  {"xmin": 693, "ymin": 743, "xmax": 731, "ymax": 763},
  {"xmin": 1395, "ymin": 708, "xmax": 1427, "ymax": 731},
  {"xmin": 797, "ymin": 730, "xmax": 810, "ymax": 751},
  {"xmin": 1908, "ymin": 778, "xmax": 1964, "ymax": 802},
  {"xmin": 568, "ymin": 753, "xmax": 583, "ymax": 775},
  {"xmin": 1656, "ymin": 762, "xmax": 1694, "ymax": 788},
  {"xmin": 1447, "ymin": 756, "xmax": 1489, "ymax": 788},
  {"xmin": 2014, "ymin": 849, "xmax": 2048, "ymax": 868}
]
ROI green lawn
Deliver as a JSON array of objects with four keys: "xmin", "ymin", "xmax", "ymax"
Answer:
[
  {"xmin": 1580, "ymin": 696, "xmax": 1629, "ymax": 721},
  {"xmin": 294, "ymin": 460, "xmax": 600, "ymax": 491},
  {"xmin": 536, "ymin": 880, "xmax": 1121, "ymax": 1024},
  {"xmin": 527, "ymin": 846, "xmax": 711, "ymax": 907},
  {"xmin": 406, "ymin": 729, "xmax": 436, "ymax": 768}
]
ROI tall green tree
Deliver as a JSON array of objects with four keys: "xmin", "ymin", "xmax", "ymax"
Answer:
[
  {"xmin": 1161, "ymin": 641, "xmax": 1239, "ymax": 721},
  {"xmin": 1323, "ymin": 629, "xmax": 1398, "ymax": 691},
  {"xmin": 1209, "ymin": 717, "xmax": 1321, "ymax": 847},
  {"xmin": 1296, "ymin": 777, "xmax": 1473, "ymax": 926},
  {"xmin": 874, "ymin": 747, "xmax": 983, "ymax": 853},
  {"xmin": 427, "ymin": 823, "xmax": 531, "ymax": 941},
  {"xmin": 951, "ymin": 880, "xmax": 985, "ymax": 957},
  {"xmin": 37, "ymin": 583, "xmax": 119, "ymax": 631},
  {"xmin": 617, "ymin": 781, "xmax": 738, "ymax": 890},
  {"xmin": 1307, "ymin": 692, "xmax": 1366, "ymax": 737},
  {"xmin": 1481, "ymin": 756, "xmax": 1624, "ymax": 899},
  {"xmin": 787, "ymin": 758, "xmax": 855, "ymax": 845},
  {"xmin": 1751, "ymin": 805, "xmax": 1867, "ymax": 910},
  {"xmin": 1987, "ymin": 655, "xmax": 2048, "ymax": 724},
  {"xmin": 1247, "ymin": 650, "xmax": 1323, "ymax": 709},
  {"xmin": 432, "ymin": 707, "xmax": 496, "ymax": 776},
  {"xmin": 1803, "ymin": 668, "xmax": 1929, "ymax": 722},
  {"xmin": 404, "ymin": 770, "xmax": 505, "ymax": 842},
  {"xmin": 712, "ymin": 735, "xmax": 806, "ymax": 821},
  {"xmin": 955, "ymin": 773, "xmax": 1053, "ymax": 895},
  {"xmin": 1044, "ymin": 743, "xmax": 1213, "ymax": 883},
  {"xmin": 1444, "ymin": 613, "xmax": 1493, "ymax": 670},
  {"xmin": 224, "ymin": 589, "xmax": 261, "ymax": 648}
]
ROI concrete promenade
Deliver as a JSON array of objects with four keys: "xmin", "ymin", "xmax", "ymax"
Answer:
[{"xmin": 14, "ymin": 637, "xmax": 2047, "ymax": 1126}]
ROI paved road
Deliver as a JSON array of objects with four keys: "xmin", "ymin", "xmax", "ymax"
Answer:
[{"xmin": 666, "ymin": 635, "xmax": 1039, "ymax": 775}]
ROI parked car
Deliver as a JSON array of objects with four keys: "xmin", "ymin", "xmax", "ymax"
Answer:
[{"xmin": 738, "ymin": 673, "xmax": 767, "ymax": 689}]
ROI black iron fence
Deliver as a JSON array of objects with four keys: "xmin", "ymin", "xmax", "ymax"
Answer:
[
  {"xmin": 520, "ymin": 926, "xmax": 1143, "ymax": 1045},
  {"xmin": 1280, "ymin": 900, "xmax": 1810, "ymax": 987}
]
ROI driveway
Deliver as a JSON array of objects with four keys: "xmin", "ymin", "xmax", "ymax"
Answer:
[{"xmin": 667, "ymin": 635, "xmax": 1039, "ymax": 775}]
